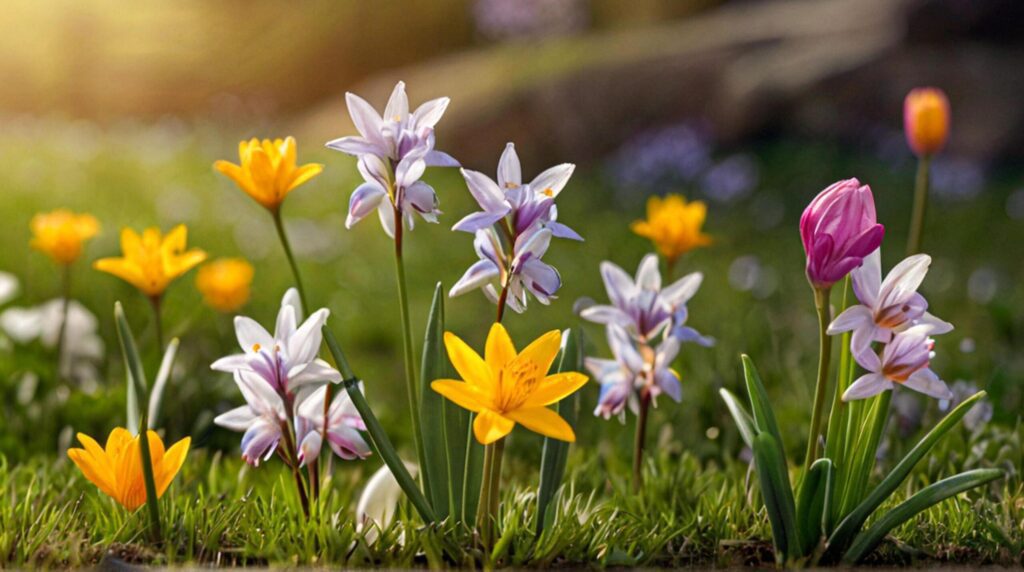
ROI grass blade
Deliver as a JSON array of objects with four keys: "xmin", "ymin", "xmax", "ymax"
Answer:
[
  {"xmin": 752, "ymin": 432, "xmax": 801, "ymax": 562},
  {"xmin": 795, "ymin": 457, "xmax": 833, "ymax": 557},
  {"xmin": 536, "ymin": 328, "xmax": 582, "ymax": 537},
  {"xmin": 419, "ymin": 283, "xmax": 449, "ymax": 519},
  {"xmin": 323, "ymin": 327, "xmax": 435, "ymax": 523},
  {"xmin": 719, "ymin": 388, "xmax": 756, "ymax": 448},
  {"xmin": 843, "ymin": 468, "xmax": 1003, "ymax": 563},
  {"xmin": 742, "ymin": 355, "xmax": 785, "ymax": 452},
  {"xmin": 826, "ymin": 390, "xmax": 987, "ymax": 558},
  {"xmin": 461, "ymin": 414, "xmax": 484, "ymax": 524}
]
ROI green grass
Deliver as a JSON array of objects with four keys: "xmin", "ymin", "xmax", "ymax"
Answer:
[{"xmin": 0, "ymin": 117, "xmax": 1023, "ymax": 566}]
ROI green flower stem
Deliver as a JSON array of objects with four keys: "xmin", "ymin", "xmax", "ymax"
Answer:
[
  {"xmin": 148, "ymin": 295, "xmax": 164, "ymax": 352},
  {"xmin": 803, "ymin": 285, "xmax": 833, "ymax": 478},
  {"xmin": 280, "ymin": 419, "xmax": 310, "ymax": 518},
  {"xmin": 392, "ymin": 210, "xmax": 425, "ymax": 473},
  {"xmin": 271, "ymin": 209, "xmax": 309, "ymax": 314},
  {"xmin": 907, "ymin": 155, "xmax": 931, "ymax": 256},
  {"xmin": 136, "ymin": 415, "xmax": 162, "ymax": 539},
  {"xmin": 632, "ymin": 388, "xmax": 652, "ymax": 493},
  {"xmin": 54, "ymin": 263, "xmax": 71, "ymax": 381},
  {"xmin": 477, "ymin": 437, "xmax": 506, "ymax": 550}
]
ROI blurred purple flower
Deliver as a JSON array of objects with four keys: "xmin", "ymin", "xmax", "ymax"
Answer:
[
  {"xmin": 931, "ymin": 157, "xmax": 986, "ymax": 202},
  {"xmin": 608, "ymin": 123, "xmax": 713, "ymax": 193},
  {"xmin": 701, "ymin": 154, "xmax": 759, "ymax": 203},
  {"xmin": 472, "ymin": 0, "xmax": 588, "ymax": 41}
]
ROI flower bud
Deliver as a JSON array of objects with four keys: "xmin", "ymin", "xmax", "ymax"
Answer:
[
  {"xmin": 904, "ymin": 87, "xmax": 950, "ymax": 157},
  {"xmin": 800, "ymin": 178, "xmax": 885, "ymax": 288}
]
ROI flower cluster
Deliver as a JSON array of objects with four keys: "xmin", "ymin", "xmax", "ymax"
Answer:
[
  {"xmin": 328, "ymin": 81, "xmax": 458, "ymax": 237},
  {"xmin": 829, "ymin": 249, "xmax": 954, "ymax": 401},
  {"xmin": 212, "ymin": 288, "xmax": 369, "ymax": 466},
  {"xmin": 449, "ymin": 142, "xmax": 580, "ymax": 313},
  {"xmin": 582, "ymin": 254, "xmax": 712, "ymax": 420}
]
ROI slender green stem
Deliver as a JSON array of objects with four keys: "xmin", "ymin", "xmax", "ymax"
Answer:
[
  {"xmin": 281, "ymin": 420, "xmax": 310, "ymax": 519},
  {"xmin": 477, "ymin": 438, "xmax": 505, "ymax": 550},
  {"xmin": 495, "ymin": 282, "xmax": 510, "ymax": 324},
  {"xmin": 803, "ymin": 286, "xmax": 833, "ymax": 476},
  {"xmin": 907, "ymin": 155, "xmax": 931, "ymax": 255},
  {"xmin": 148, "ymin": 295, "xmax": 164, "ymax": 352},
  {"xmin": 633, "ymin": 388, "xmax": 652, "ymax": 493},
  {"xmin": 392, "ymin": 209, "xmax": 425, "ymax": 474},
  {"xmin": 54, "ymin": 263, "xmax": 71, "ymax": 381},
  {"xmin": 271, "ymin": 209, "xmax": 309, "ymax": 314},
  {"xmin": 136, "ymin": 418, "xmax": 162, "ymax": 540}
]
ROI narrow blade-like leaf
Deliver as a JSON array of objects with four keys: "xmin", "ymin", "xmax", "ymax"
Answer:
[
  {"xmin": 148, "ymin": 337, "xmax": 179, "ymax": 429},
  {"xmin": 115, "ymin": 302, "xmax": 148, "ymax": 434},
  {"xmin": 826, "ymin": 391, "xmax": 987, "ymax": 558},
  {"xmin": 843, "ymin": 468, "xmax": 1003, "ymax": 563},
  {"xmin": 536, "ymin": 328, "xmax": 582, "ymax": 537},
  {"xmin": 742, "ymin": 355, "xmax": 785, "ymax": 452},
  {"xmin": 752, "ymin": 432, "xmax": 801, "ymax": 562},
  {"xmin": 419, "ymin": 283, "xmax": 449, "ymax": 518},
  {"xmin": 720, "ymin": 388, "xmax": 756, "ymax": 448},
  {"xmin": 796, "ymin": 457, "xmax": 833, "ymax": 557}
]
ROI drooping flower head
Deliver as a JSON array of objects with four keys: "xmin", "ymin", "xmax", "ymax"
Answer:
[
  {"xmin": 585, "ymin": 324, "xmax": 681, "ymax": 421},
  {"xmin": 343, "ymin": 147, "xmax": 441, "ymax": 237},
  {"xmin": 843, "ymin": 324, "xmax": 953, "ymax": 401},
  {"xmin": 449, "ymin": 227, "xmax": 561, "ymax": 314},
  {"xmin": 215, "ymin": 137, "xmax": 323, "ymax": 212},
  {"xmin": 295, "ymin": 384, "xmax": 371, "ymax": 466},
  {"xmin": 453, "ymin": 142, "xmax": 580, "ymax": 240},
  {"xmin": 67, "ymin": 427, "xmax": 190, "ymax": 510},
  {"xmin": 799, "ymin": 178, "xmax": 885, "ymax": 288},
  {"xmin": 828, "ymin": 248, "xmax": 952, "ymax": 354},
  {"xmin": 94, "ymin": 225, "xmax": 207, "ymax": 298},
  {"xmin": 196, "ymin": 258, "xmax": 255, "ymax": 313},
  {"xmin": 630, "ymin": 194, "xmax": 711, "ymax": 264},
  {"xmin": 30, "ymin": 209, "xmax": 100, "ymax": 265},
  {"xmin": 580, "ymin": 254, "xmax": 711, "ymax": 345},
  {"xmin": 904, "ymin": 87, "xmax": 950, "ymax": 158},
  {"xmin": 431, "ymin": 323, "xmax": 587, "ymax": 444}
]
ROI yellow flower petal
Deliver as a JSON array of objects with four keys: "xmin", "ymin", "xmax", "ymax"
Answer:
[
  {"xmin": 473, "ymin": 409, "xmax": 515, "ymax": 445},
  {"xmin": 156, "ymin": 437, "xmax": 190, "ymax": 497},
  {"xmin": 484, "ymin": 323, "xmax": 516, "ymax": 378},
  {"xmin": 523, "ymin": 372, "xmax": 588, "ymax": 407},
  {"xmin": 444, "ymin": 332, "xmax": 495, "ymax": 391},
  {"xmin": 516, "ymin": 329, "xmax": 561, "ymax": 376},
  {"xmin": 431, "ymin": 380, "xmax": 486, "ymax": 413},
  {"xmin": 505, "ymin": 406, "xmax": 575, "ymax": 442}
]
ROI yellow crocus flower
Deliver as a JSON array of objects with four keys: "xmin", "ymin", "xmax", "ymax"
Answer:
[
  {"xmin": 432, "ymin": 323, "xmax": 588, "ymax": 445},
  {"xmin": 30, "ymin": 209, "xmax": 100, "ymax": 265},
  {"xmin": 67, "ymin": 427, "xmax": 190, "ymax": 511},
  {"xmin": 631, "ymin": 194, "xmax": 712, "ymax": 264},
  {"xmin": 195, "ymin": 257, "xmax": 254, "ymax": 313},
  {"xmin": 94, "ymin": 225, "xmax": 207, "ymax": 298},
  {"xmin": 214, "ymin": 137, "xmax": 323, "ymax": 211}
]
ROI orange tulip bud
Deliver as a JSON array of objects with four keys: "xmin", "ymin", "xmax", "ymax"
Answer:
[{"xmin": 903, "ymin": 87, "xmax": 950, "ymax": 157}]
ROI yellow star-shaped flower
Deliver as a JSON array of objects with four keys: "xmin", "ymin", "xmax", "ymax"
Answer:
[
  {"xmin": 631, "ymin": 194, "xmax": 711, "ymax": 264},
  {"xmin": 94, "ymin": 225, "xmax": 207, "ymax": 298},
  {"xmin": 432, "ymin": 323, "xmax": 588, "ymax": 445},
  {"xmin": 215, "ymin": 137, "xmax": 323, "ymax": 211},
  {"xmin": 30, "ymin": 209, "xmax": 100, "ymax": 265}
]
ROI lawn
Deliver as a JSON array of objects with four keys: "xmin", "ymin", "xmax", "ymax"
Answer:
[{"xmin": 0, "ymin": 115, "xmax": 1022, "ymax": 567}]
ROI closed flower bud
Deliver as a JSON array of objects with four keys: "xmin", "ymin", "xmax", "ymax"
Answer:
[
  {"xmin": 904, "ymin": 87, "xmax": 950, "ymax": 157},
  {"xmin": 800, "ymin": 178, "xmax": 885, "ymax": 288}
]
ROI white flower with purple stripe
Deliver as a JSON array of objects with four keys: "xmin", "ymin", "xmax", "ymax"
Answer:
[
  {"xmin": 453, "ymin": 142, "xmax": 580, "ymax": 241},
  {"xmin": 295, "ymin": 384, "xmax": 371, "ymax": 466},
  {"xmin": 449, "ymin": 226, "xmax": 561, "ymax": 314},
  {"xmin": 843, "ymin": 324, "xmax": 953, "ymax": 401},
  {"xmin": 326, "ymin": 81, "xmax": 458, "ymax": 168},
  {"xmin": 344, "ymin": 147, "xmax": 441, "ymax": 238},
  {"xmin": 828, "ymin": 248, "xmax": 952, "ymax": 355},
  {"xmin": 586, "ymin": 324, "xmax": 682, "ymax": 421},
  {"xmin": 213, "ymin": 369, "xmax": 287, "ymax": 466}
]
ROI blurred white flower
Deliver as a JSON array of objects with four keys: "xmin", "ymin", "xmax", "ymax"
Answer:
[
  {"xmin": 356, "ymin": 461, "xmax": 419, "ymax": 544},
  {"xmin": 0, "ymin": 298, "xmax": 104, "ymax": 382},
  {"xmin": 0, "ymin": 272, "xmax": 18, "ymax": 306}
]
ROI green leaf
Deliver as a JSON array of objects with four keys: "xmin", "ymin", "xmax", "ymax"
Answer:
[
  {"xmin": 795, "ymin": 458, "xmax": 833, "ymax": 557},
  {"xmin": 752, "ymin": 432, "xmax": 801, "ymax": 563},
  {"xmin": 742, "ymin": 355, "xmax": 785, "ymax": 452},
  {"xmin": 719, "ymin": 388, "xmax": 756, "ymax": 448},
  {"xmin": 147, "ymin": 337, "xmax": 179, "ymax": 429},
  {"xmin": 843, "ymin": 468, "xmax": 1003, "ymax": 563},
  {"xmin": 461, "ymin": 414, "xmax": 485, "ymax": 524},
  {"xmin": 536, "ymin": 328, "xmax": 583, "ymax": 537},
  {"xmin": 115, "ymin": 302, "xmax": 148, "ymax": 435},
  {"xmin": 418, "ymin": 283, "xmax": 449, "ymax": 519},
  {"xmin": 323, "ymin": 327, "xmax": 435, "ymax": 523},
  {"xmin": 826, "ymin": 390, "xmax": 988, "ymax": 559},
  {"xmin": 445, "ymin": 401, "xmax": 470, "ymax": 521}
]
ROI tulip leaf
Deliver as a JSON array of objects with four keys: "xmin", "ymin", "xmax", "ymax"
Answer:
[
  {"xmin": 741, "ymin": 355, "xmax": 785, "ymax": 453},
  {"xmin": 795, "ymin": 457, "xmax": 833, "ymax": 558},
  {"xmin": 843, "ymin": 468, "xmax": 1003, "ymax": 563},
  {"xmin": 445, "ymin": 400, "xmax": 470, "ymax": 521},
  {"xmin": 323, "ymin": 328, "xmax": 435, "ymax": 523},
  {"xmin": 536, "ymin": 327, "xmax": 583, "ymax": 537},
  {"xmin": 148, "ymin": 337, "xmax": 179, "ymax": 429},
  {"xmin": 752, "ymin": 432, "xmax": 801, "ymax": 563},
  {"xmin": 719, "ymin": 388, "xmax": 756, "ymax": 448},
  {"xmin": 826, "ymin": 390, "xmax": 987, "ymax": 559},
  {"xmin": 418, "ymin": 283, "xmax": 449, "ymax": 519}
]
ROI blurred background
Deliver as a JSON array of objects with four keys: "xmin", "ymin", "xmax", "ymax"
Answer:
[{"xmin": 0, "ymin": 0, "xmax": 1021, "ymax": 470}]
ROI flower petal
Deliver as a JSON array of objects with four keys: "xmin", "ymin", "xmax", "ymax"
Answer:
[
  {"xmin": 346, "ymin": 182, "xmax": 388, "ymax": 229},
  {"xmin": 842, "ymin": 373, "xmax": 891, "ymax": 401},
  {"xmin": 827, "ymin": 305, "xmax": 872, "ymax": 335},
  {"xmin": 444, "ymin": 332, "xmax": 495, "ymax": 390},
  {"xmin": 484, "ymin": 323, "xmax": 517, "ymax": 376},
  {"xmin": 497, "ymin": 142, "xmax": 521, "ymax": 189},
  {"xmin": 473, "ymin": 409, "xmax": 515, "ymax": 444},
  {"xmin": 431, "ymin": 380, "xmax": 486, "ymax": 412},
  {"xmin": 528, "ymin": 163, "xmax": 575, "ymax": 197},
  {"xmin": 234, "ymin": 316, "xmax": 273, "ymax": 353},
  {"xmin": 460, "ymin": 168, "xmax": 507, "ymax": 213},
  {"xmin": 851, "ymin": 248, "xmax": 882, "ymax": 307},
  {"xmin": 214, "ymin": 405, "xmax": 258, "ymax": 431},
  {"xmin": 523, "ymin": 372, "xmax": 588, "ymax": 407},
  {"xmin": 902, "ymin": 368, "xmax": 953, "ymax": 400},
  {"xmin": 877, "ymin": 253, "xmax": 931, "ymax": 309},
  {"xmin": 449, "ymin": 260, "xmax": 500, "ymax": 298},
  {"xmin": 516, "ymin": 329, "xmax": 562, "ymax": 376},
  {"xmin": 662, "ymin": 272, "xmax": 703, "ymax": 308},
  {"xmin": 505, "ymin": 406, "xmax": 575, "ymax": 442},
  {"xmin": 635, "ymin": 254, "xmax": 661, "ymax": 292}
]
